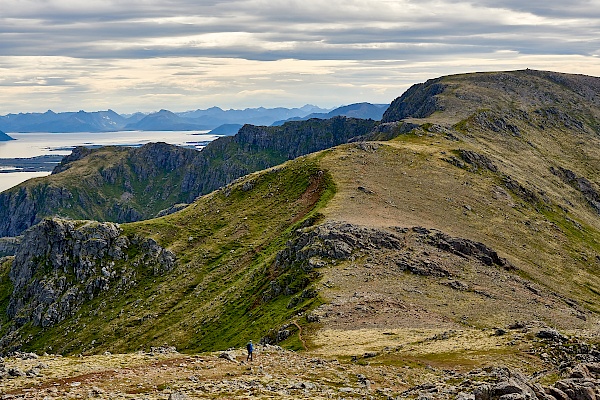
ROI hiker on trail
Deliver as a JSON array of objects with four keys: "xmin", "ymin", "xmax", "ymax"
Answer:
[{"xmin": 246, "ymin": 340, "xmax": 254, "ymax": 362}]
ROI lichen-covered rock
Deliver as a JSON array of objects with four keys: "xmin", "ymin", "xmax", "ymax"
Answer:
[{"xmin": 274, "ymin": 221, "xmax": 403, "ymax": 271}]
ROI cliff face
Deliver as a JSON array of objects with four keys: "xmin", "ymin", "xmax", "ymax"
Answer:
[
  {"xmin": 0, "ymin": 143, "xmax": 197, "ymax": 237},
  {"xmin": 180, "ymin": 116, "xmax": 377, "ymax": 198},
  {"xmin": 0, "ymin": 116, "xmax": 375, "ymax": 238},
  {"xmin": 1, "ymin": 218, "xmax": 174, "ymax": 352},
  {"xmin": 381, "ymin": 77, "xmax": 445, "ymax": 122}
]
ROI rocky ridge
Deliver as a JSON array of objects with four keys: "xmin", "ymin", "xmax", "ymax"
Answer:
[
  {"xmin": 0, "ymin": 218, "xmax": 175, "ymax": 353},
  {"xmin": 0, "ymin": 116, "xmax": 375, "ymax": 238}
]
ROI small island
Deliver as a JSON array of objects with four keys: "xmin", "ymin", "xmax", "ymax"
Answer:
[{"xmin": 0, "ymin": 129, "xmax": 15, "ymax": 141}]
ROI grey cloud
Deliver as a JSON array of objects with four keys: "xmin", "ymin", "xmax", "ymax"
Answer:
[
  {"xmin": 1, "ymin": 0, "xmax": 599, "ymax": 61},
  {"xmin": 446, "ymin": 0, "xmax": 600, "ymax": 18}
]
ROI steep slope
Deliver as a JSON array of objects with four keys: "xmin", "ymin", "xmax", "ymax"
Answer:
[
  {"xmin": 0, "ymin": 116, "xmax": 376, "ymax": 238},
  {"xmin": 308, "ymin": 69, "xmax": 600, "ymax": 349},
  {"xmin": 0, "ymin": 156, "xmax": 334, "ymax": 354}
]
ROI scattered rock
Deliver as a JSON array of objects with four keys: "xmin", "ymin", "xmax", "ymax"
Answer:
[
  {"xmin": 7, "ymin": 367, "xmax": 25, "ymax": 377},
  {"xmin": 536, "ymin": 328, "xmax": 567, "ymax": 342},
  {"xmin": 89, "ymin": 386, "xmax": 105, "ymax": 397},
  {"xmin": 358, "ymin": 186, "xmax": 375, "ymax": 194},
  {"xmin": 446, "ymin": 280, "xmax": 470, "ymax": 291},
  {"xmin": 219, "ymin": 351, "xmax": 237, "ymax": 363},
  {"xmin": 150, "ymin": 346, "xmax": 178, "ymax": 355},
  {"xmin": 357, "ymin": 373, "xmax": 371, "ymax": 389}
]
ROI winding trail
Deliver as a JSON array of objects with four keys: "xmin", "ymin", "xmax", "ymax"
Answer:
[{"xmin": 292, "ymin": 320, "xmax": 308, "ymax": 351}]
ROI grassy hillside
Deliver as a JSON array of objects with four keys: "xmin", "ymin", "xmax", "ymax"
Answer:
[{"xmin": 0, "ymin": 154, "xmax": 335, "ymax": 354}]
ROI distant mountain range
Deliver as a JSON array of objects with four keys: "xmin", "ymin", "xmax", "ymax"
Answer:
[
  {"xmin": 0, "ymin": 103, "xmax": 388, "ymax": 134},
  {"xmin": 0, "ymin": 129, "xmax": 14, "ymax": 141},
  {"xmin": 271, "ymin": 102, "xmax": 389, "ymax": 126}
]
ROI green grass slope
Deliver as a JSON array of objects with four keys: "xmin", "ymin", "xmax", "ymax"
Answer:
[{"xmin": 0, "ymin": 154, "xmax": 335, "ymax": 354}]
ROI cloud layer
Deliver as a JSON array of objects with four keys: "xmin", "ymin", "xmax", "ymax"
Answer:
[{"xmin": 0, "ymin": 0, "xmax": 599, "ymax": 113}]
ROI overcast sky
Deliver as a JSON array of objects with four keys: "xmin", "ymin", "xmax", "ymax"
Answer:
[{"xmin": 1, "ymin": 0, "xmax": 599, "ymax": 114}]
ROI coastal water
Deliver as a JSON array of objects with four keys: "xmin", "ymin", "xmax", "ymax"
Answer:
[{"xmin": 0, "ymin": 130, "xmax": 218, "ymax": 192}]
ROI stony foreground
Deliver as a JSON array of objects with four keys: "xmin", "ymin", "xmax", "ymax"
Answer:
[{"xmin": 2, "ymin": 331, "xmax": 600, "ymax": 400}]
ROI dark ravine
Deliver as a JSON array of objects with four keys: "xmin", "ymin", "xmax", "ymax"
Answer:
[{"xmin": 0, "ymin": 116, "xmax": 376, "ymax": 238}]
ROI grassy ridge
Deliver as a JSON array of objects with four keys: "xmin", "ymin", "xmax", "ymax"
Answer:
[{"xmin": 16, "ymin": 154, "xmax": 335, "ymax": 354}]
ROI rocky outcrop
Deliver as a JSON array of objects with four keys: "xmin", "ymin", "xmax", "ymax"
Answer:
[
  {"xmin": 265, "ymin": 222, "xmax": 513, "ymax": 304},
  {"xmin": 357, "ymin": 121, "xmax": 420, "ymax": 141},
  {"xmin": 418, "ymin": 227, "xmax": 513, "ymax": 269},
  {"xmin": 381, "ymin": 78, "xmax": 445, "ymax": 122},
  {"xmin": 51, "ymin": 146, "xmax": 94, "ymax": 174},
  {"xmin": 551, "ymin": 166, "xmax": 600, "ymax": 214},
  {"xmin": 475, "ymin": 363, "xmax": 600, "ymax": 400},
  {"xmin": 155, "ymin": 203, "xmax": 189, "ymax": 217},
  {"xmin": 459, "ymin": 150, "xmax": 498, "ymax": 172},
  {"xmin": 274, "ymin": 222, "xmax": 404, "ymax": 272},
  {"xmin": 274, "ymin": 222, "xmax": 511, "ymax": 273},
  {"xmin": 1, "ymin": 218, "xmax": 175, "ymax": 351},
  {"xmin": 0, "ymin": 236, "xmax": 21, "ymax": 257},
  {"xmin": 445, "ymin": 149, "xmax": 498, "ymax": 173}
]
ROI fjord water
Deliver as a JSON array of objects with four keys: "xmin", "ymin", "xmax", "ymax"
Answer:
[{"xmin": 0, "ymin": 130, "xmax": 217, "ymax": 192}]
